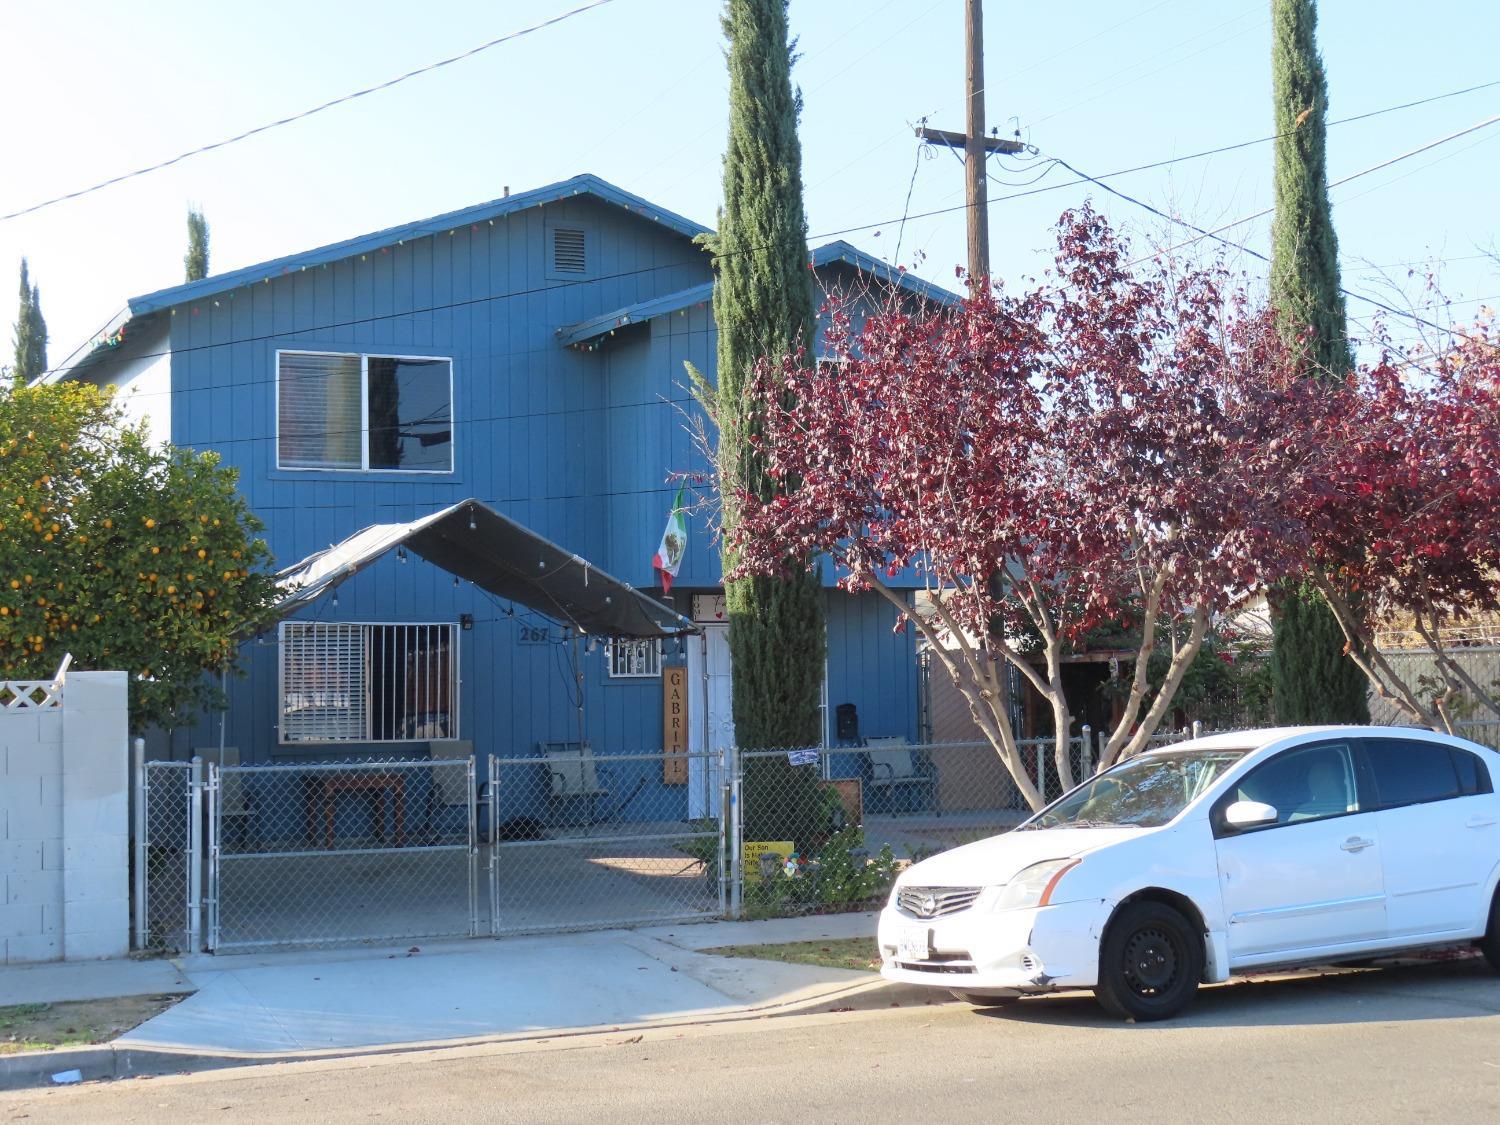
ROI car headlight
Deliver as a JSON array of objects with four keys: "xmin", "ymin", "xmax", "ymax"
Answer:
[{"xmin": 993, "ymin": 858, "xmax": 1081, "ymax": 911}]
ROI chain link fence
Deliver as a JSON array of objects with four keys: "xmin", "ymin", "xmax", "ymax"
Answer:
[
  {"xmin": 732, "ymin": 739, "xmax": 1086, "ymax": 920},
  {"xmin": 131, "ymin": 720, "xmax": 1500, "ymax": 950},
  {"xmin": 1368, "ymin": 646, "xmax": 1500, "ymax": 728},
  {"xmin": 137, "ymin": 760, "xmax": 193, "ymax": 953},
  {"xmin": 1455, "ymin": 719, "xmax": 1500, "ymax": 751},
  {"xmin": 209, "ymin": 757, "xmax": 477, "ymax": 952},
  {"xmin": 487, "ymin": 748, "xmax": 724, "ymax": 935}
]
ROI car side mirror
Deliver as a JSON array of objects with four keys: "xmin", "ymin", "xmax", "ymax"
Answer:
[{"xmin": 1223, "ymin": 800, "xmax": 1278, "ymax": 830}]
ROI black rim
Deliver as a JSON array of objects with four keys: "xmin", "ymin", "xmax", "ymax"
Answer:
[{"xmin": 1121, "ymin": 925, "xmax": 1181, "ymax": 999}]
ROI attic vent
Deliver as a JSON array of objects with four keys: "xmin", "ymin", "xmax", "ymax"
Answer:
[{"xmin": 551, "ymin": 227, "xmax": 587, "ymax": 274}]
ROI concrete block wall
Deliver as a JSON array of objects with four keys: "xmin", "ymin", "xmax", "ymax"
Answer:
[{"xmin": 1, "ymin": 671, "xmax": 130, "ymax": 963}]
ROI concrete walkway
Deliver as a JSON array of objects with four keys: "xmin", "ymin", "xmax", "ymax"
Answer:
[{"xmin": 0, "ymin": 957, "xmax": 194, "ymax": 1006}]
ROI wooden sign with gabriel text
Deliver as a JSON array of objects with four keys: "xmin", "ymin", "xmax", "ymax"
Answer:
[{"xmin": 663, "ymin": 666, "xmax": 688, "ymax": 785}]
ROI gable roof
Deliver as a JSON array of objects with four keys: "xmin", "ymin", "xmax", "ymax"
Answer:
[
  {"xmin": 810, "ymin": 240, "xmax": 960, "ymax": 307},
  {"xmin": 556, "ymin": 241, "xmax": 961, "ymax": 348},
  {"xmin": 126, "ymin": 174, "xmax": 713, "ymax": 316},
  {"xmin": 556, "ymin": 282, "xmax": 716, "ymax": 348}
]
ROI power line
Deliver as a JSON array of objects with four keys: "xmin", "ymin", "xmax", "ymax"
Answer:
[
  {"xmin": 0, "ymin": 0, "xmax": 619, "ymax": 224},
  {"xmin": 837, "ymin": 75, "xmax": 1500, "ymax": 259},
  {"xmin": 804, "ymin": 0, "xmax": 1248, "ymax": 201},
  {"xmin": 1044, "ymin": 152, "xmax": 1485, "ymax": 340},
  {"xmin": 1133, "ymin": 113, "xmax": 1500, "ymax": 262},
  {"xmin": 921, "ymin": 76, "xmax": 1500, "ymax": 210},
  {"xmin": 1022, "ymin": 6, "xmax": 1267, "ymax": 129},
  {"xmin": 42, "ymin": 86, "xmax": 1500, "ymax": 382}
]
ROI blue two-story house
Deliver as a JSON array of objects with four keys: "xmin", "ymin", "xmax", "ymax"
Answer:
[{"xmin": 63, "ymin": 174, "xmax": 954, "ymax": 821}]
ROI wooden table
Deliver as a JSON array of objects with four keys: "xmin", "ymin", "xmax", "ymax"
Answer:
[{"xmin": 305, "ymin": 772, "xmax": 406, "ymax": 849}]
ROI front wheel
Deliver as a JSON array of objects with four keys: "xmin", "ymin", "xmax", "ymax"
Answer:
[
  {"xmin": 1479, "ymin": 889, "xmax": 1500, "ymax": 972},
  {"xmin": 1094, "ymin": 900, "xmax": 1203, "ymax": 1022},
  {"xmin": 949, "ymin": 989, "xmax": 1021, "ymax": 1007}
]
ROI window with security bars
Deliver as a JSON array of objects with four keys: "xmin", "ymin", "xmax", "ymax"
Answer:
[
  {"xmin": 607, "ymin": 638, "xmax": 661, "ymax": 678},
  {"xmin": 277, "ymin": 350, "xmax": 453, "ymax": 472},
  {"xmin": 279, "ymin": 622, "xmax": 457, "ymax": 743}
]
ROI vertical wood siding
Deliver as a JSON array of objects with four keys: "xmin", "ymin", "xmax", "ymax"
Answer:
[{"xmin": 162, "ymin": 201, "xmax": 921, "ymax": 786}]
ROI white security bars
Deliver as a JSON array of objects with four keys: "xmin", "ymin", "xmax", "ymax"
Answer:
[{"xmin": 279, "ymin": 622, "xmax": 457, "ymax": 744}]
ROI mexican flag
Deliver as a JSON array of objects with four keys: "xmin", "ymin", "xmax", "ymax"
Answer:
[{"xmin": 652, "ymin": 485, "xmax": 688, "ymax": 593}]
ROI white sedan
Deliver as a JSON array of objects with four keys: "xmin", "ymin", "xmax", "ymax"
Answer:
[{"xmin": 878, "ymin": 725, "xmax": 1500, "ymax": 1020}]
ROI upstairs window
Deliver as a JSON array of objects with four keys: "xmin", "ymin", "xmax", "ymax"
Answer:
[
  {"xmin": 608, "ymin": 638, "xmax": 661, "ymax": 679},
  {"xmin": 278, "ymin": 350, "xmax": 453, "ymax": 472}
]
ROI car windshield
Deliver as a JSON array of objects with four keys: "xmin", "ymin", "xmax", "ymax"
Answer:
[{"xmin": 1026, "ymin": 747, "xmax": 1252, "ymax": 830}]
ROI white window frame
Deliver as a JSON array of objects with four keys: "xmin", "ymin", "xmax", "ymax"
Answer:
[
  {"xmin": 278, "ymin": 620, "xmax": 460, "ymax": 744},
  {"xmin": 607, "ymin": 638, "xmax": 662, "ymax": 679},
  {"xmin": 275, "ymin": 349, "xmax": 455, "ymax": 473}
]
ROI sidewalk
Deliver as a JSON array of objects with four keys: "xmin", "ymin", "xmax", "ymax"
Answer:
[
  {"xmin": 3, "ymin": 912, "xmax": 913, "ymax": 1089},
  {"xmin": 0, "ymin": 957, "xmax": 193, "ymax": 1007}
]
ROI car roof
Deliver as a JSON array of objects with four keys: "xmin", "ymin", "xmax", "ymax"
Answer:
[{"xmin": 1149, "ymin": 725, "xmax": 1498, "ymax": 760}]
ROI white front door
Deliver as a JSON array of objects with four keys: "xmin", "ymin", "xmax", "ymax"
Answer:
[
  {"xmin": 687, "ymin": 625, "xmax": 734, "ymax": 819},
  {"xmin": 1214, "ymin": 741, "xmax": 1387, "ymax": 962}
]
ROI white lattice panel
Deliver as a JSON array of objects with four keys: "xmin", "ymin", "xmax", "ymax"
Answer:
[{"xmin": 0, "ymin": 680, "xmax": 64, "ymax": 711}]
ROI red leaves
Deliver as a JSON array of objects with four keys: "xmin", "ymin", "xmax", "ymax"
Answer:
[{"xmin": 722, "ymin": 208, "xmax": 1500, "ymax": 688}]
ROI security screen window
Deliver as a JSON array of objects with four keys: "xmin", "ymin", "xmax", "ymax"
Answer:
[
  {"xmin": 278, "ymin": 351, "xmax": 453, "ymax": 472},
  {"xmin": 280, "ymin": 621, "xmax": 457, "ymax": 743}
]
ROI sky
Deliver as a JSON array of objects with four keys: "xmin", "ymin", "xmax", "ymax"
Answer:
[{"xmin": 1, "ymin": 0, "xmax": 1497, "ymax": 372}]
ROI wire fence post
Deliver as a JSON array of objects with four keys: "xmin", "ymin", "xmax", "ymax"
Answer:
[
  {"xmin": 717, "ymin": 745, "xmax": 729, "ymax": 919},
  {"xmin": 132, "ymin": 737, "xmax": 146, "ymax": 952},
  {"xmin": 488, "ymin": 752, "xmax": 500, "ymax": 937},
  {"xmin": 1035, "ymin": 741, "xmax": 1046, "ymax": 801},
  {"xmin": 187, "ymin": 756, "xmax": 204, "ymax": 955},
  {"xmin": 729, "ymin": 743, "xmax": 743, "ymax": 921},
  {"xmin": 1080, "ymin": 724, "xmax": 1093, "ymax": 779},
  {"xmin": 205, "ymin": 763, "xmax": 220, "ymax": 952},
  {"xmin": 1192, "ymin": 720, "xmax": 1204, "ymax": 741},
  {"xmin": 467, "ymin": 754, "xmax": 479, "ymax": 938}
]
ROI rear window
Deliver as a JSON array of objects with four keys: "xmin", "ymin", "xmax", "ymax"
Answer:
[
  {"xmin": 1451, "ymin": 748, "xmax": 1493, "ymax": 796},
  {"xmin": 1362, "ymin": 738, "xmax": 1462, "ymax": 808}
]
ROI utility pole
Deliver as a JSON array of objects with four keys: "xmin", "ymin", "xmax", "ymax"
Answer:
[{"xmin": 915, "ymin": 0, "xmax": 1021, "ymax": 287}]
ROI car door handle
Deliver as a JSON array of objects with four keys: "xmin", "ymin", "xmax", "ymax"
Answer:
[
  {"xmin": 1340, "ymin": 837, "xmax": 1375, "ymax": 852},
  {"xmin": 1468, "ymin": 817, "xmax": 1498, "ymax": 829}
]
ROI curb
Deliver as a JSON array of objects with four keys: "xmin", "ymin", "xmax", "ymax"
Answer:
[{"xmin": 0, "ymin": 976, "xmax": 946, "ymax": 1092}]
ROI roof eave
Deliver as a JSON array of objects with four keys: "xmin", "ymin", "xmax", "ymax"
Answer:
[{"xmin": 127, "ymin": 174, "xmax": 713, "ymax": 316}]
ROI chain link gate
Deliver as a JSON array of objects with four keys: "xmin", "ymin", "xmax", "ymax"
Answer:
[
  {"xmin": 207, "ymin": 758, "xmax": 479, "ymax": 952},
  {"xmin": 487, "ymin": 749, "xmax": 727, "ymax": 935},
  {"xmin": 135, "ymin": 759, "xmax": 195, "ymax": 952}
]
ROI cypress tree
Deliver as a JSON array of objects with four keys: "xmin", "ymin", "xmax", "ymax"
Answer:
[
  {"xmin": 1267, "ymin": 0, "xmax": 1369, "ymax": 723},
  {"xmin": 12, "ymin": 259, "xmax": 47, "ymax": 384},
  {"xmin": 1271, "ymin": 581, "xmax": 1369, "ymax": 724},
  {"xmin": 699, "ymin": 0, "xmax": 828, "ymax": 848},
  {"xmin": 1269, "ymin": 0, "xmax": 1351, "ymax": 378},
  {"xmin": 185, "ymin": 207, "xmax": 210, "ymax": 282}
]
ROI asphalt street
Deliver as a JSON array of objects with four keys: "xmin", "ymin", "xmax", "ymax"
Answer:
[{"xmin": 6, "ymin": 959, "xmax": 1499, "ymax": 1124}]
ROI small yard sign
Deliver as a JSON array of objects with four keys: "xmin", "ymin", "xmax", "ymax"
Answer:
[{"xmin": 742, "ymin": 840, "xmax": 795, "ymax": 884}]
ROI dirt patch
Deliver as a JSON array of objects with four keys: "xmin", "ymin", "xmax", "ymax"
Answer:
[
  {"xmin": 0, "ymin": 995, "xmax": 181, "ymax": 1055},
  {"xmin": 700, "ymin": 937, "xmax": 881, "ymax": 973}
]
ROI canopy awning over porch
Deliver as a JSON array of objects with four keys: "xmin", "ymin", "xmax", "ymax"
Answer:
[{"xmin": 270, "ymin": 498, "xmax": 697, "ymax": 638}]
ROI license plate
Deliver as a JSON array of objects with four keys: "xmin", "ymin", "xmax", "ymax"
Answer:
[{"xmin": 897, "ymin": 928, "xmax": 931, "ymax": 962}]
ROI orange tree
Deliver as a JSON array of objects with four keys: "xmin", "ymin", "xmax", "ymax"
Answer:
[{"xmin": 0, "ymin": 380, "xmax": 277, "ymax": 731}]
